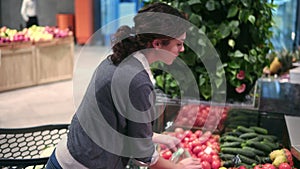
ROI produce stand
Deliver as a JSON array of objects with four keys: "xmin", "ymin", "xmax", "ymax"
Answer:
[
  {"xmin": 152, "ymin": 81, "xmax": 299, "ymax": 169},
  {"xmin": 0, "ymin": 36, "xmax": 74, "ymax": 92}
]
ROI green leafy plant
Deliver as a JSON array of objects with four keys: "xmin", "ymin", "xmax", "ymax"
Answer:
[{"xmin": 147, "ymin": 0, "xmax": 276, "ymax": 102}]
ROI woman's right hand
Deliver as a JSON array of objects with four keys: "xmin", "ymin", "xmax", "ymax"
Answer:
[{"xmin": 176, "ymin": 157, "xmax": 202, "ymax": 169}]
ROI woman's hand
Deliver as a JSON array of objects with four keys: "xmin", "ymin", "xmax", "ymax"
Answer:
[
  {"xmin": 176, "ymin": 157, "xmax": 202, "ymax": 169},
  {"xmin": 152, "ymin": 133, "xmax": 181, "ymax": 152}
]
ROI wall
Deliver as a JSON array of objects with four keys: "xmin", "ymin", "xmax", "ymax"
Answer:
[{"xmin": 0, "ymin": 0, "xmax": 74, "ymax": 30}]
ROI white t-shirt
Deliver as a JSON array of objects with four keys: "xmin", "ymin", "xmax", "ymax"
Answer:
[{"xmin": 20, "ymin": 0, "xmax": 37, "ymax": 22}]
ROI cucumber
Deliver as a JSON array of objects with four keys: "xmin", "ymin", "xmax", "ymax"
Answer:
[
  {"xmin": 255, "ymin": 155, "xmax": 262, "ymax": 164},
  {"xmin": 258, "ymin": 134, "xmax": 278, "ymax": 142},
  {"xmin": 250, "ymin": 126, "xmax": 268, "ymax": 135},
  {"xmin": 219, "ymin": 153, "xmax": 235, "ymax": 160},
  {"xmin": 239, "ymin": 154, "xmax": 258, "ymax": 165},
  {"xmin": 221, "ymin": 135, "xmax": 245, "ymax": 143},
  {"xmin": 237, "ymin": 126, "xmax": 255, "ymax": 133},
  {"xmin": 247, "ymin": 136, "xmax": 263, "ymax": 142},
  {"xmin": 261, "ymin": 140, "xmax": 279, "ymax": 150},
  {"xmin": 221, "ymin": 142, "xmax": 241, "ymax": 148},
  {"xmin": 222, "ymin": 160, "xmax": 234, "ymax": 168},
  {"xmin": 239, "ymin": 132, "xmax": 258, "ymax": 139},
  {"xmin": 223, "ymin": 131, "xmax": 242, "ymax": 137},
  {"xmin": 221, "ymin": 147, "xmax": 256, "ymax": 157},
  {"xmin": 261, "ymin": 157, "xmax": 272, "ymax": 163},
  {"xmin": 242, "ymin": 146, "xmax": 266, "ymax": 156},
  {"xmin": 245, "ymin": 140, "xmax": 272, "ymax": 153}
]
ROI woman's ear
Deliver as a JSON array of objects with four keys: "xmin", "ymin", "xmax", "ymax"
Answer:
[{"xmin": 152, "ymin": 39, "xmax": 162, "ymax": 49}]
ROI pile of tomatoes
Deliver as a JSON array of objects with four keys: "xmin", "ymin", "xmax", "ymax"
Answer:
[
  {"xmin": 174, "ymin": 104, "xmax": 229, "ymax": 131},
  {"xmin": 159, "ymin": 128, "xmax": 221, "ymax": 169}
]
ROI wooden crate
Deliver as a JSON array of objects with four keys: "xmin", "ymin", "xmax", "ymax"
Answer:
[
  {"xmin": 0, "ymin": 43, "xmax": 36, "ymax": 92},
  {"xmin": 35, "ymin": 37, "xmax": 74, "ymax": 84}
]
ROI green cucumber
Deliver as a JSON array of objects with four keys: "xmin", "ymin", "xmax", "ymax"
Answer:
[
  {"xmin": 219, "ymin": 153, "xmax": 235, "ymax": 160},
  {"xmin": 221, "ymin": 147, "xmax": 256, "ymax": 157},
  {"xmin": 245, "ymin": 140, "xmax": 272, "ymax": 153},
  {"xmin": 247, "ymin": 136, "xmax": 263, "ymax": 142},
  {"xmin": 222, "ymin": 160, "xmax": 234, "ymax": 168},
  {"xmin": 258, "ymin": 134, "xmax": 278, "ymax": 142},
  {"xmin": 242, "ymin": 146, "xmax": 266, "ymax": 156},
  {"xmin": 223, "ymin": 131, "xmax": 242, "ymax": 137},
  {"xmin": 261, "ymin": 157, "xmax": 272, "ymax": 163},
  {"xmin": 239, "ymin": 154, "xmax": 258, "ymax": 165},
  {"xmin": 221, "ymin": 135, "xmax": 245, "ymax": 143},
  {"xmin": 261, "ymin": 139, "xmax": 279, "ymax": 150},
  {"xmin": 250, "ymin": 126, "xmax": 268, "ymax": 135},
  {"xmin": 239, "ymin": 132, "xmax": 258, "ymax": 139},
  {"xmin": 221, "ymin": 142, "xmax": 242, "ymax": 148},
  {"xmin": 237, "ymin": 126, "xmax": 255, "ymax": 133}
]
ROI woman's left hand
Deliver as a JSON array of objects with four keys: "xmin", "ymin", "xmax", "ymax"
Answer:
[{"xmin": 152, "ymin": 133, "xmax": 181, "ymax": 152}]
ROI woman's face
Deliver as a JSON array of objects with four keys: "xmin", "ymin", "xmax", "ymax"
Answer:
[{"xmin": 159, "ymin": 32, "xmax": 186, "ymax": 65}]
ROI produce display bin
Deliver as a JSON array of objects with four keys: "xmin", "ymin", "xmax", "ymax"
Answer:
[
  {"xmin": 0, "ymin": 42, "xmax": 36, "ymax": 92},
  {"xmin": 0, "ymin": 37, "xmax": 74, "ymax": 92},
  {"xmin": 35, "ymin": 37, "xmax": 74, "ymax": 84}
]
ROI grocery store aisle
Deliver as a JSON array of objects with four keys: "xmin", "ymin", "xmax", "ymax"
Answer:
[{"xmin": 0, "ymin": 45, "xmax": 110, "ymax": 128}]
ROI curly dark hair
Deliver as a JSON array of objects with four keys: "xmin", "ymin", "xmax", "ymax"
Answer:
[{"xmin": 110, "ymin": 2, "xmax": 188, "ymax": 65}]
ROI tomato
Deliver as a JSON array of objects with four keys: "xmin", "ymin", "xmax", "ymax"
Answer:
[
  {"xmin": 160, "ymin": 150, "xmax": 172, "ymax": 160},
  {"xmin": 194, "ymin": 130, "xmax": 203, "ymax": 137},
  {"xmin": 200, "ymin": 153, "xmax": 212, "ymax": 163},
  {"xmin": 184, "ymin": 130, "xmax": 193, "ymax": 138},
  {"xmin": 254, "ymin": 165, "xmax": 263, "ymax": 169},
  {"xmin": 238, "ymin": 166, "xmax": 247, "ymax": 169},
  {"xmin": 263, "ymin": 163, "xmax": 276, "ymax": 169},
  {"xmin": 201, "ymin": 161, "xmax": 211, "ymax": 169},
  {"xmin": 211, "ymin": 160, "xmax": 221, "ymax": 169},
  {"xmin": 192, "ymin": 145, "xmax": 202, "ymax": 154},
  {"xmin": 278, "ymin": 163, "xmax": 292, "ymax": 169},
  {"xmin": 211, "ymin": 154, "xmax": 220, "ymax": 161}
]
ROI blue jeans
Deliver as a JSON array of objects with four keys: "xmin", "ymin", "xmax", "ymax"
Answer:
[{"xmin": 46, "ymin": 150, "xmax": 62, "ymax": 169}]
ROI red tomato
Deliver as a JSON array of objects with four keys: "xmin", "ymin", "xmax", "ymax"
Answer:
[
  {"xmin": 263, "ymin": 163, "xmax": 276, "ymax": 169},
  {"xmin": 278, "ymin": 163, "xmax": 292, "ymax": 169},
  {"xmin": 184, "ymin": 130, "xmax": 193, "ymax": 138},
  {"xmin": 239, "ymin": 165, "xmax": 247, "ymax": 169},
  {"xmin": 211, "ymin": 160, "xmax": 221, "ymax": 169},
  {"xmin": 200, "ymin": 153, "xmax": 212, "ymax": 163},
  {"xmin": 211, "ymin": 154, "xmax": 220, "ymax": 161},
  {"xmin": 194, "ymin": 130, "xmax": 203, "ymax": 137},
  {"xmin": 192, "ymin": 145, "xmax": 202, "ymax": 154},
  {"xmin": 160, "ymin": 150, "xmax": 172, "ymax": 160},
  {"xmin": 201, "ymin": 161, "xmax": 211, "ymax": 169},
  {"xmin": 254, "ymin": 165, "xmax": 263, "ymax": 169}
]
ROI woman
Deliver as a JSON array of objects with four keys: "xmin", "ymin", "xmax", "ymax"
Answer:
[{"xmin": 46, "ymin": 2, "xmax": 201, "ymax": 169}]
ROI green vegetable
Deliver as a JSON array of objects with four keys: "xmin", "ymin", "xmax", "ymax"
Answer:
[
  {"xmin": 221, "ymin": 135, "xmax": 245, "ymax": 143},
  {"xmin": 239, "ymin": 132, "xmax": 258, "ymax": 139},
  {"xmin": 242, "ymin": 146, "xmax": 266, "ymax": 156},
  {"xmin": 221, "ymin": 147, "xmax": 256, "ymax": 157},
  {"xmin": 239, "ymin": 154, "xmax": 258, "ymax": 165},
  {"xmin": 219, "ymin": 153, "xmax": 235, "ymax": 160},
  {"xmin": 221, "ymin": 142, "xmax": 242, "ymax": 148},
  {"xmin": 250, "ymin": 126, "xmax": 268, "ymax": 135},
  {"xmin": 245, "ymin": 140, "xmax": 272, "ymax": 153},
  {"xmin": 237, "ymin": 126, "xmax": 255, "ymax": 133}
]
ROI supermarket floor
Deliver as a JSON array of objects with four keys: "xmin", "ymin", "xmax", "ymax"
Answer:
[{"xmin": 0, "ymin": 45, "xmax": 110, "ymax": 128}]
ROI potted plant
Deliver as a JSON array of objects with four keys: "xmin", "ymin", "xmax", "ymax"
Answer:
[{"xmin": 147, "ymin": 0, "xmax": 276, "ymax": 102}]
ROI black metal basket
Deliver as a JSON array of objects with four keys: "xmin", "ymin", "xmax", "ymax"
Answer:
[{"xmin": 0, "ymin": 124, "xmax": 69, "ymax": 169}]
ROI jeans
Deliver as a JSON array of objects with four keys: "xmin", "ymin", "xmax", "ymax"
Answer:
[{"xmin": 46, "ymin": 150, "xmax": 62, "ymax": 169}]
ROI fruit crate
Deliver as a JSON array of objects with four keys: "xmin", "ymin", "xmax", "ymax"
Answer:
[{"xmin": 0, "ymin": 124, "xmax": 69, "ymax": 169}]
